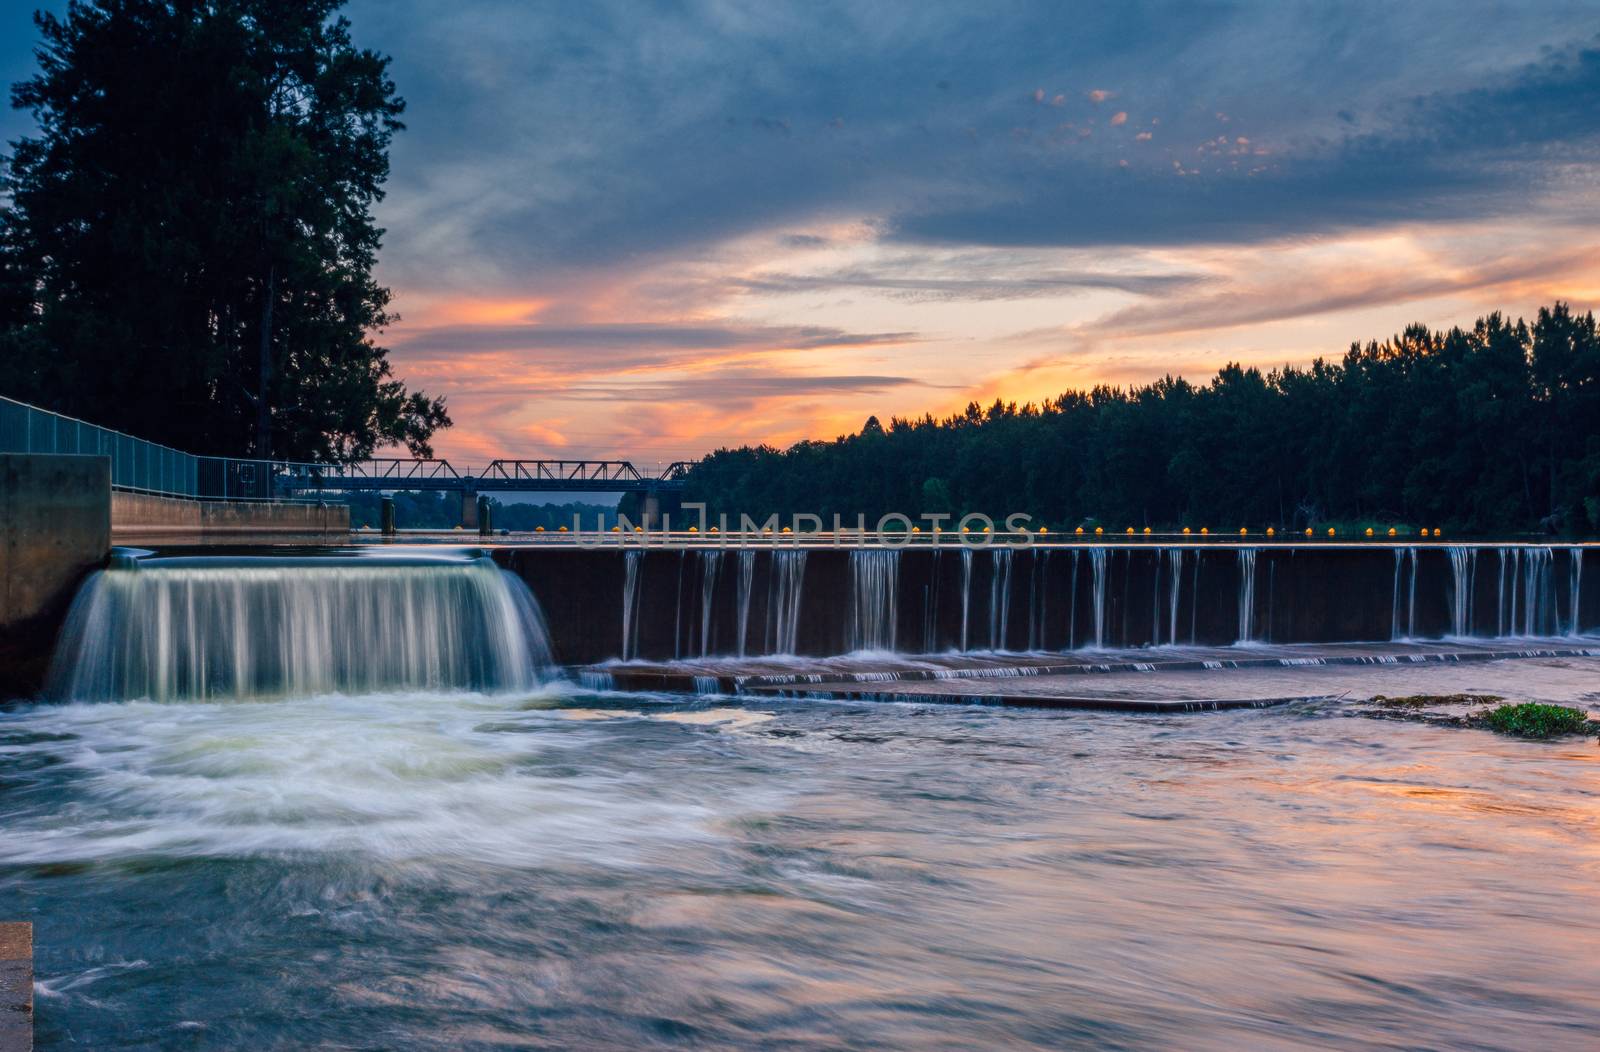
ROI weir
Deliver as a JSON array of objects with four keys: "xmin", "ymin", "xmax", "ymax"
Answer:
[
  {"xmin": 48, "ymin": 552, "xmax": 552, "ymax": 701},
  {"xmin": 492, "ymin": 543, "xmax": 1596, "ymax": 665}
]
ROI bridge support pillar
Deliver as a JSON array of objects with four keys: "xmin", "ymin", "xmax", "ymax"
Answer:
[
  {"xmin": 643, "ymin": 488, "xmax": 661, "ymax": 531},
  {"xmin": 460, "ymin": 488, "xmax": 479, "ymax": 531},
  {"xmin": 380, "ymin": 496, "xmax": 396, "ymax": 536},
  {"xmin": 477, "ymin": 496, "xmax": 492, "ymax": 537}
]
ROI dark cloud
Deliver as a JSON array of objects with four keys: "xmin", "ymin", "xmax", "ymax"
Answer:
[
  {"xmin": 394, "ymin": 322, "xmax": 919, "ymax": 371},
  {"xmin": 344, "ymin": 0, "xmax": 1600, "ymax": 288},
  {"xmin": 736, "ymin": 263, "xmax": 1205, "ymax": 300}
]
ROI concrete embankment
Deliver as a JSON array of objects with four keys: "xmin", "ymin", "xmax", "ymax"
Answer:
[
  {"xmin": 111, "ymin": 491, "xmax": 348, "ymax": 545},
  {"xmin": 0, "ymin": 924, "xmax": 30, "ymax": 1052},
  {"xmin": 0, "ymin": 454, "xmax": 109, "ymax": 697}
]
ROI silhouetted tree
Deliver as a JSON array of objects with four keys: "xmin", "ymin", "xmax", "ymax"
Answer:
[{"xmin": 0, "ymin": 0, "xmax": 448, "ymax": 460}]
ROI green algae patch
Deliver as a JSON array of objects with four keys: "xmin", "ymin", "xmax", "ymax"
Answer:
[{"xmin": 1475, "ymin": 703, "xmax": 1593, "ymax": 739}]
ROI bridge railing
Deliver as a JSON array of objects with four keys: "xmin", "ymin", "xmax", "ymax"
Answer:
[{"xmin": 2, "ymin": 394, "xmax": 697, "ymax": 499}]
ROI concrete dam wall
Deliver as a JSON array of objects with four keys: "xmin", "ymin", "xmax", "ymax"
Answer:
[{"xmin": 493, "ymin": 544, "xmax": 1595, "ymax": 666}]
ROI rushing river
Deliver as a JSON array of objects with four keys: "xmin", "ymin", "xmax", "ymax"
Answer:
[{"xmin": 3, "ymin": 680, "xmax": 1598, "ymax": 1049}]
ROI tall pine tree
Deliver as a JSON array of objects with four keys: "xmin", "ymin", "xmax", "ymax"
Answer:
[{"xmin": 0, "ymin": 0, "xmax": 448, "ymax": 460}]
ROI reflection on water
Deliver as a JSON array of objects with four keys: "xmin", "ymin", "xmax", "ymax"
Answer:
[{"xmin": 2, "ymin": 681, "xmax": 1598, "ymax": 1049}]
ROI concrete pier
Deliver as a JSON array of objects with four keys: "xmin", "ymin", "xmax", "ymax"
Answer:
[{"xmin": 0, "ymin": 924, "xmax": 31, "ymax": 1052}]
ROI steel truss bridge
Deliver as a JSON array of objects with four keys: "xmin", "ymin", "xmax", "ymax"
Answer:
[{"xmin": 272, "ymin": 458, "xmax": 694, "ymax": 496}]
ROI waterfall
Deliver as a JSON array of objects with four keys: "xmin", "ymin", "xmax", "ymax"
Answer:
[
  {"xmin": 1519, "ymin": 547, "xmax": 1554, "ymax": 636},
  {"xmin": 850, "ymin": 550, "xmax": 900, "ymax": 651},
  {"xmin": 959, "ymin": 548, "xmax": 973, "ymax": 651},
  {"xmin": 621, "ymin": 549, "xmax": 643, "ymax": 660},
  {"xmin": 49, "ymin": 554, "xmax": 553, "ymax": 702},
  {"xmin": 1236, "ymin": 548, "xmax": 1258, "ymax": 644},
  {"xmin": 1166, "ymin": 548, "xmax": 1183, "ymax": 646},
  {"xmin": 1189, "ymin": 553, "xmax": 1201, "ymax": 644},
  {"xmin": 989, "ymin": 549, "xmax": 1013, "ymax": 650},
  {"xmin": 767, "ymin": 550, "xmax": 807, "ymax": 654},
  {"xmin": 1089, "ymin": 547, "xmax": 1108, "ymax": 649},
  {"xmin": 1026, "ymin": 551, "xmax": 1043, "ymax": 652},
  {"xmin": 1390, "ymin": 548, "xmax": 1418, "ymax": 640},
  {"xmin": 1496, "ymin": 548, "xmax": 1515, "ymax": 637},
  {"xmin": 1446, "ymin": 546, "xmax": 1475, "ymax": 637},
  {"xmin": 698, "ymin": 550, "xmax": 723, "ymax": 657},
  {"xmin": 1067, "ymin": 550, "xmax": 1080, "ymax": 650},
  {"xmin": 1571, "ymin": 548, "xmax": 1585, "ymax": 637},
  {"xmin": 735, "ymin": 550, "xmax": 755, "ymax": 656}
]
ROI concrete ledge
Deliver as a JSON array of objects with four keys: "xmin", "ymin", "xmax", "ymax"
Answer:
[
  {"xmin": 112, "ymin": 491, "xmax": 349, "ymax": 544},
  {"xmin": 0, "ymin": 923, "xmax": 31, "ymax": 1052}
]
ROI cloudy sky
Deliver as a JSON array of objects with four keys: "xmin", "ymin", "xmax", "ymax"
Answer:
[{"xmin": 5, "ymin": 1, "xmax": 1599, "ymax": 467}]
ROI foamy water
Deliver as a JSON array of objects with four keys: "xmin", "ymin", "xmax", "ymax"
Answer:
[{"xmin": 3, "ymin": 675, "xmax": 1599, "ymax": 1049}]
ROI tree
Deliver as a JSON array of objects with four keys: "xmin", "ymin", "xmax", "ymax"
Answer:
[{"xmin": 0, "ymin": 0, "xmax": 448, "ymax": 460}]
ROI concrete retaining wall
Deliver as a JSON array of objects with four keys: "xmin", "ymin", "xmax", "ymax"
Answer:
[
  {"xmin": 112, "ymin": 492, "xmax": 349, "ymax": 544},
  {"xmin": 0, "ymin": 453, "xmax": 111, "ymax": 697}
]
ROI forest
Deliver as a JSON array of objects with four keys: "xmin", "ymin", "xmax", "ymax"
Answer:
[{"xmin": 679, "ymin": 305, "xmax": 1600, "ymax": 536}]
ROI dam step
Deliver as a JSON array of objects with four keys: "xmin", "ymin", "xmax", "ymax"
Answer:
[{"xmin": 578, "ymin": 639, "xmax": 1600, "ymax": 698}]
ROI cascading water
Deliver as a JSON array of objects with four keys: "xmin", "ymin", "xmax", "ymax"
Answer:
[
  {"xmin": 1067, "ymin": 550, "xmax": 1080, "ymax": 650},
  {"xmin": 621, "ymin": 549, "xmax": 643, "ymax": 660},
  {"xmin": 767, "ymin": 550, "xmax": 807, "ymax": 654},
  {"xmin": 850, "ymin": 549, "xmax": 900, "ymax": 651},
  {"xmin": 960, "ymin": 548, "xmax": 974, "ymax": 652},
  {"xmin": 48, "ymin": 553, "xmax": 553, "ymax": 702},
  {"xmin": 1390, "ymin": 548, "xmax": 1419, "ymax": 640},
  {"xmin": 735, "ymin": 550, "xmax": 755, "ymax": 656},
  {"xmin": 1571, "ymin": 548, "xmax": 1585, "ymax": 636},
  {"xmin": 1236, "ymin": 549, "xmax": 1258, "ymax": 644},
  {"xmin": 1166, "ymin": 548, "xmax": 1184, "ymax": 646},
  {"xmin": 1446, "ymin": 546, "xmax": 1476, "ymax": 637},
  {"xmin": 989, "ymin": 549, "xmax": 1013, "ymax": 650},
  {"xmin": 1089, "ymin": 548, "xmax": 1108, "ymax": 649},
  {"xmin": 698, "ymin": 550, "xmax": 723, "ymax": 657}
]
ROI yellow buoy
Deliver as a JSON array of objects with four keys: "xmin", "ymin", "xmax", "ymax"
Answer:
[
  {"xmin": 634, "ymin": 526, "xmax": 643, "ymax": 533},
  {"xmin": 1433, "ymin": 528, "xmax": 1442, "ymax": 537},
  {"xmin": 1327, "ymin": 527, "xmax": 1336, "ymax": 537},
  {"xmin": 1094, "ymin": 526, "xmax": 1104, "ymax": 535},
  {"xmin": 1304, "ymin": 527, "xmax": 1313, "ymax": 537},
  {"xmin": 710, "ymin": 526, "xmax": 719, "ymax": 533},
  {"xmin": 1039, "ymin": 526, "xmax": 1048, "ymax": 534},
  {"xmin": 558, "ymin": 525, "xmax": 568, "ymax": 532},
  {"xmin": 1387, "ymin": 527, "xmax": 1396, "ymax": 536},
  {"xmin": 1182, "ymin": 526, "xmax": 1191, "ymax": 535},
  {"xmin": 1200, "ymin": 527, "xmax": 1209, "ymax": 535},
  {"xmin": 1126, "ymin": 527, "xmax": 1135, "ymax": 535},
  {"xmin": 1075, "ymin": 526, "xmax": 1085, "ymax": 535},
  {"xmin": 912, "ymin": 525, "xmax": 922, "ymax": 533},
  {"xmin": 782, "ymin": 526, "xmax": 792, "ymax": 533},
  {"xmin": 1365, "ymin": 527, "xmax": 1374, "ymax": 537},
  {"xmin": 688, "ymin": 525, "xmax": 698, "ymax": 533},
  {"xmin": 1239, "ymin": 528, "xmax": 1247, "ymax": 536},
  {"xmin": 1143, "ymin": 526, "xmax": 1152, "ymax": 535},
  {"xmin": 1266, "ymin": 527, "xmax": 1275, "ymax": 537},
  {"xmin": 611, "ymin": 525, "xmax": 621, "ymax": 532}
]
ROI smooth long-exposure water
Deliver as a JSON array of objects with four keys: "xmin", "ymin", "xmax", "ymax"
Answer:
[{"xmin": 3, "ymin": 673, "xmax": 1598, "ymax": 1050}]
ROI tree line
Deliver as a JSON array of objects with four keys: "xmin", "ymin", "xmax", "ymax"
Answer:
[{"xmin": 680, "ymin": 305, "xmax": 1600, "ymax": 537}]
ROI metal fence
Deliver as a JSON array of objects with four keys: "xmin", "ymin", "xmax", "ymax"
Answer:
[
  {"xmin": 0, "ymin": 395, "xmax": 200, "ymax": 497},
  {"xmin": 0, "ymin": 395, "xmax": 338, "ymax": 502}
]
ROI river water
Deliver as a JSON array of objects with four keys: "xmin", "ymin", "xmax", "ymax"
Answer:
[{"xmin": 3, "ymin": 677, "xmax": 1598, "ymax": 1049}]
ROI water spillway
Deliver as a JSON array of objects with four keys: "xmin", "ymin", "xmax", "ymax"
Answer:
[
  {"xmin": 493, "ymin": 544, "xmax": 1595, "ymax": 664},
  {"xmin": 49, "ymin": 552, "xmax": 553, "ymax": 701}
]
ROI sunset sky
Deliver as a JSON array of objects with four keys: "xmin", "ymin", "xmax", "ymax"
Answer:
[{"xmin": 4, "ymin": 1, "xmax": 1599, "ymax": 469}]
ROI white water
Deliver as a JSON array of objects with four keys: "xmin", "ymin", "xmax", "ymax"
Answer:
[
  {"xmin": 1236, "ymin": 549, "xmax": 1258, "ymax": 644},
  {"xmin": 48, "ymin": 555, "xmax": 553, "ymax": 702}
]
